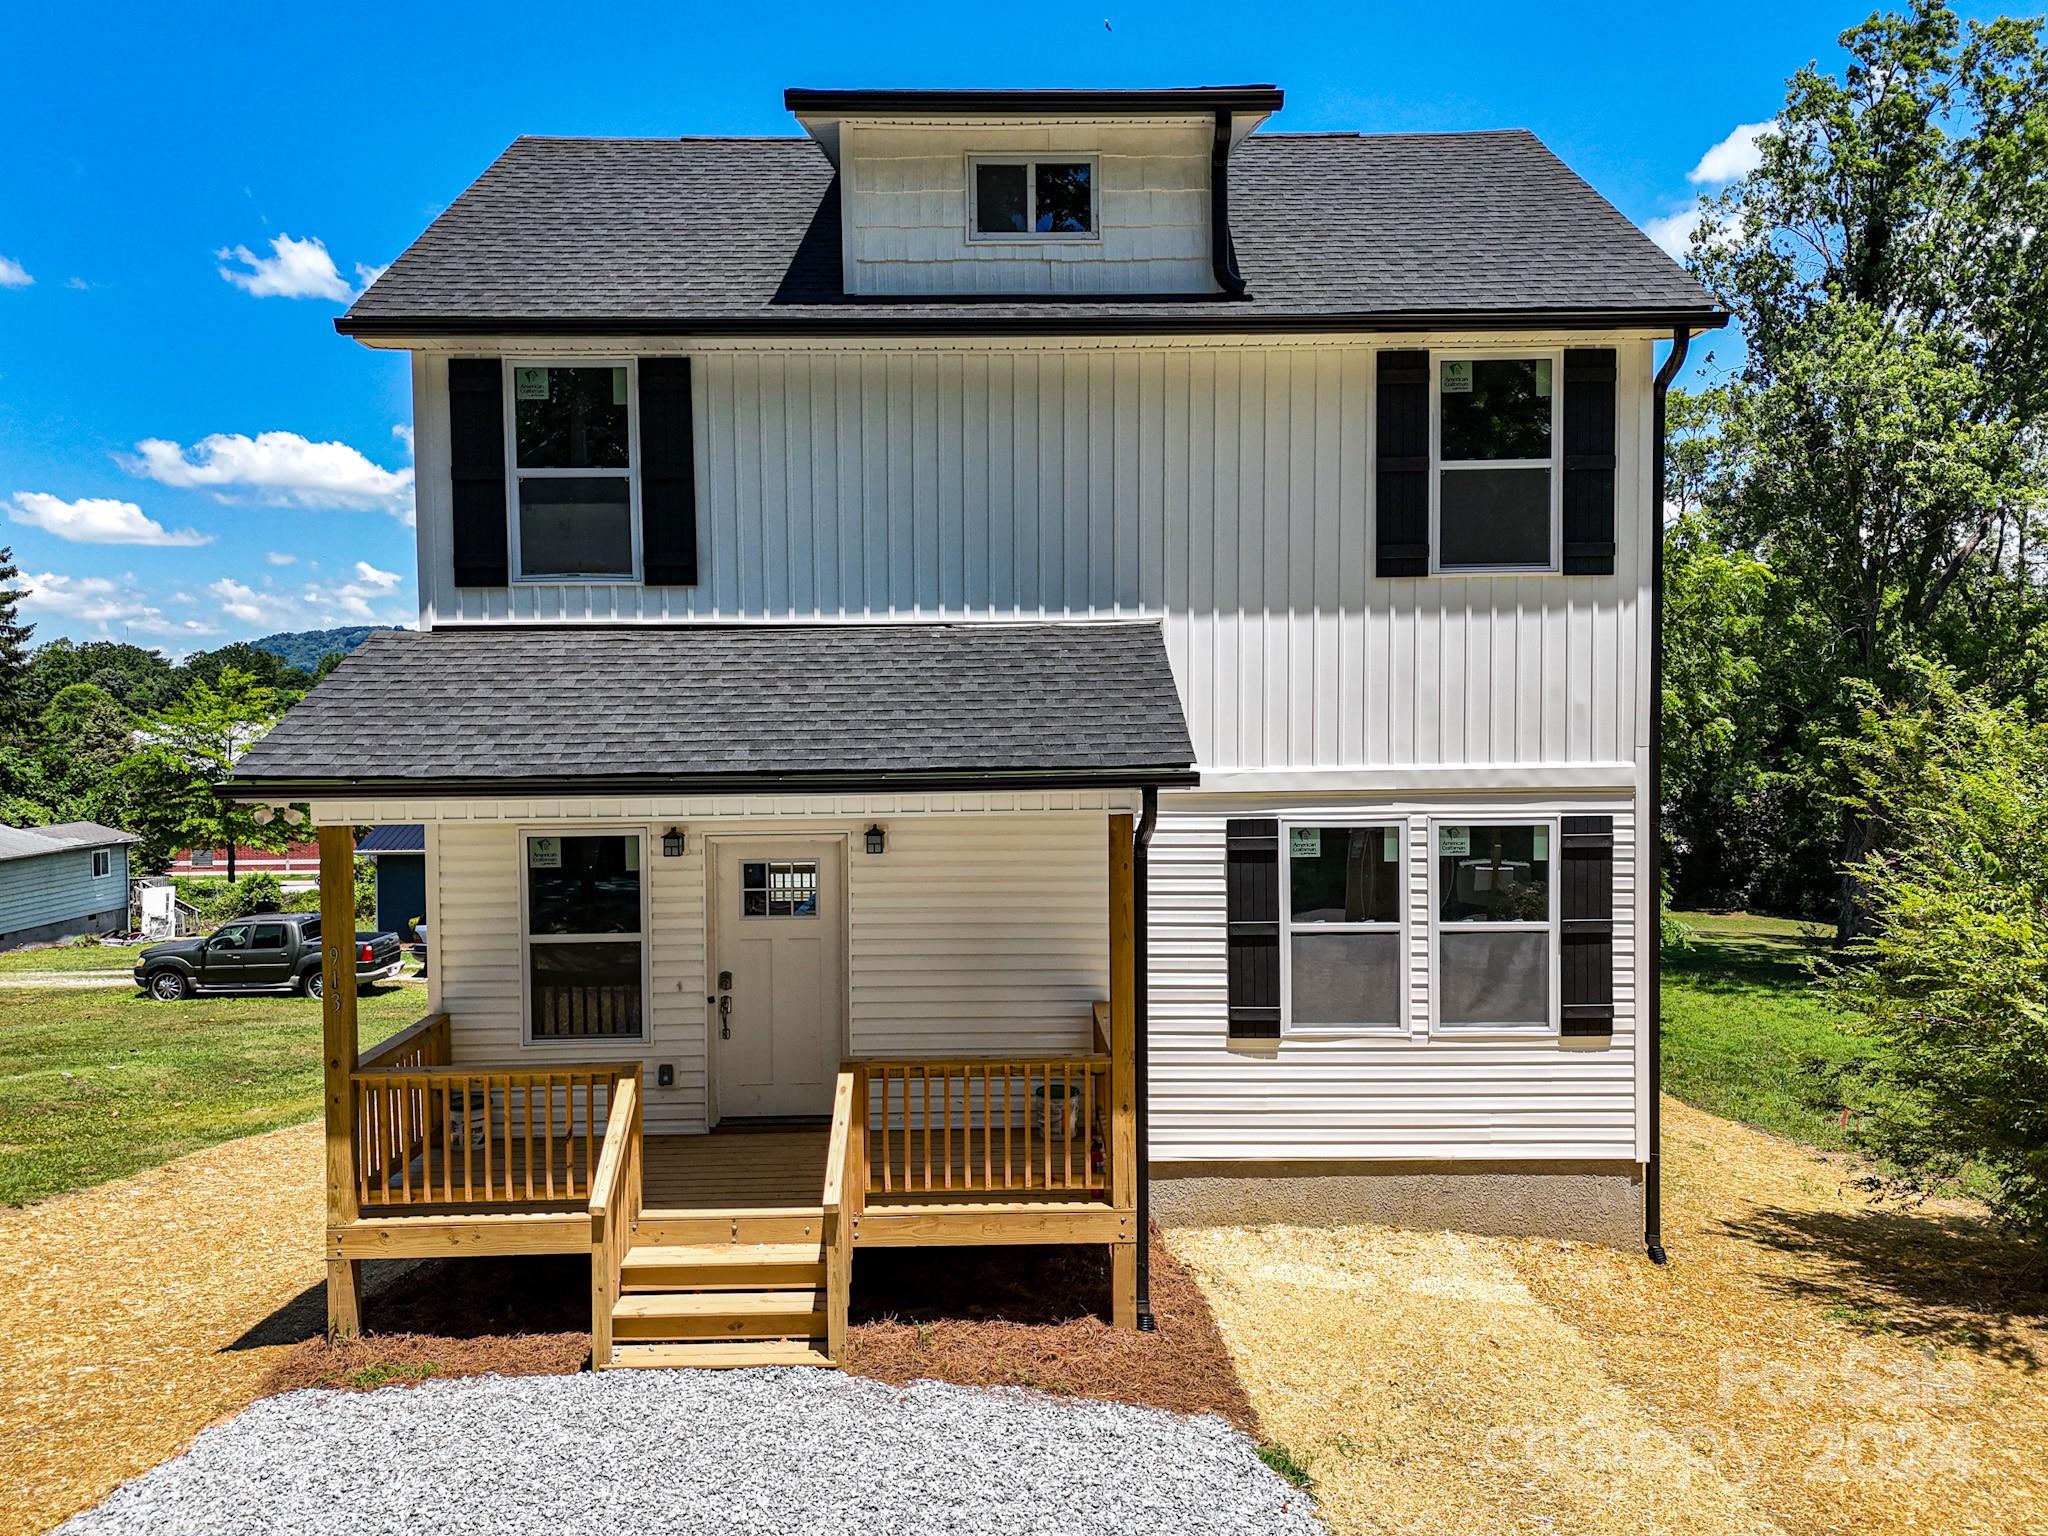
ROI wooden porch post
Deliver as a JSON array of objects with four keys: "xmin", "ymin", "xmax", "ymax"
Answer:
[
  {"xmin": 319, "ymin": 824, "xmax": 363, "ymax": 1335},
  {"xmin": 1108, "ymin": 812, "xmax": 1138, "ymax": 1330}
]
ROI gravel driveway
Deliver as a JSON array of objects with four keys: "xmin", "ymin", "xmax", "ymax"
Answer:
[{"xmin": 57, "ymin": 1369, "xmax": 1325, "ymax": 1536}]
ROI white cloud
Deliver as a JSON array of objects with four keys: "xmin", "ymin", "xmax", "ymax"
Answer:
[
  {"xmin": 207, "ymin": 565, "xmax": 411, "ymax": 628},
  {"xmin": 1642, "ymin": 203, "xmax": 1743, "ymax": 262},
  {"xmin": 209, "ymin": 577, "xmax": 273, "ymax": 626},
  {"xmin": 0, "ymin": 256, "xmax": 34, "ymax": 288},
  {"xmin": 266, "ymin": 550, "xmax": 297, "ymax": 566},
  {"xmin": 123, "ymin": 430, "xmax": 415, "ymax": 522},
  {"xmin": 1688, "ymin": 121, "xmax": 1775, "ymax": 186},
  {"xmin": 216, "ymin": 233, "xmax": 379, "ymax": 302},
  {"xmin": 22, "ymin": 570, "xmax": 220, "ymax": 639},
  {"xmin": 391, "ymin": 422, "xmax": 414, "ymax": 454},
  {"xmin": 9, "ymin": 490, "xmax": 211, "ymax": 547},
  {"xmin": 352, "ymin": 560, "xmax": 400, "ymax": 589},
  {"xmin": 65, "ymin": 276, "xmax": 90, "ymax": 291}
]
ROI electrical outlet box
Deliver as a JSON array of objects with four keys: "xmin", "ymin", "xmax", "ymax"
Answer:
[{"xmin": 656, "ymin": 1062, "xmax": 675, "ymax": 1089}]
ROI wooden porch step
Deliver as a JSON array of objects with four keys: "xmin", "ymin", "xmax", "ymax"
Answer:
[
  {"xmin": 605, "ymin": 1338, "xmax": 834, "ymax": 1371},
  {"xmin": 613, "ymin": 1286, "xmax": 827, "ymax": 1341},
  {"xmin": 619, "ymin": 1242, "xmax": 825, "ymax": 1291}
]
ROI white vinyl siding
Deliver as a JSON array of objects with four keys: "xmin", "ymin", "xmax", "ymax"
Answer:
[
  {"xmin": 1148, "ymin": 798, "xmax": 1639, "ymax": 1162},
  {"xmin": 412, "ymin": 339, "xmax": 1652, "ymax": 777}
]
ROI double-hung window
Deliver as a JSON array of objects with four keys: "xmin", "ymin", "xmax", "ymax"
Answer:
[
  {"xmin": 1435, "ymin": 356, "xmax": 1560, "ymax": 571},
  {"xmin": 90, "ymin": 848, "xmax": 111, "ymax": 878},
  {"xmin": 1433, "ymin": 821, "xmax": 1556, "ymax": 1032},
  {"xmin": 523, "ymin": 832, "xmax": 646, "ymax": 1041},
  {"xmin": 1283, "ymin": 823, "xmax": 1405, "ymax": 1031},
  {"xmin": 507, "ymin": 363, "xmax": 637, "ymax": 581},
  {"xmin": 969, "ymin": 157, "xmax": 1097, "ymax": 239}
]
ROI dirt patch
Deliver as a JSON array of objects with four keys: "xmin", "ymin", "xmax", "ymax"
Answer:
[{"xmin": 845, "ymin": 1227, "xmax": 1256, "ymax": 1429}]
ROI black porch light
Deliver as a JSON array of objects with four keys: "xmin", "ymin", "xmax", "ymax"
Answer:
[
  {"xmin": 661, "ymin": 827, "xmax": 685, "ymax": 857},
  {"xmin": 864, "ymin": 824, "xmax": 887, "ymax": 855}
]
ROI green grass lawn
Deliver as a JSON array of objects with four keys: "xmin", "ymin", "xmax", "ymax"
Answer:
[
  {"xmin": 1661, "ymin": 910, "xmax": 1882, "ymax": 1152},
  {"xmin": 0, "ymin": 981, "xmax": 420, "ymax": 1207},
  {"xmin": 0, "ymin": 940, "xmax": 152, "ymax": 974}
]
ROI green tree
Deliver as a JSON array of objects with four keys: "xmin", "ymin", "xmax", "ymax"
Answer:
[
  {"xmin": 1821, "ymin": 661, "xmax": 2048, "ymax": 1239},
  {"xmin": 1675, "ymin": 1, "xmax": 2048, "ymax": 934},
  {"xmin": 120, "ymin": 666, "xmax": 297, "ymax": 877},
  {"xmin": 22, "ymin": 637, "xmax": 179, "ymax": 717},
  {"xmin": 0, "ymin": 546, "xmax": 32, "ymax": 735}
]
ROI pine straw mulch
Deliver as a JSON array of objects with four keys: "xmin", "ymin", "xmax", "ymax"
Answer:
[
  {"xmin": 1168, "ymin": 1096, "xmax": 2048, "ymax": 1536},
  {"xmin": 260, "ymin": 1226, "xmax": 1256, "ymax": 1432}
]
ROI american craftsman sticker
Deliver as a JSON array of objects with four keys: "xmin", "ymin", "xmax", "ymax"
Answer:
[
  {"xmin": 1289, "ymin": 828, "xmax": 1322, "ymax": 858},
  {"xmin": 612, "ymin": 367, "xmax": 628, "ymax": 406},
  {"xmin": 527, "ymin": 836, "xmax": 562, "ymax": 869},
  {"xmin": 1438, "ymin": 826, "xmax": 1471, "ymax": 858},
  {"xmin": 515, "ymin": 367, "xmax": 550, "ymax": 401},
  {"xmin": 1385, "ymin": 828, "xmax": 1401, "ymax": 860},
  {"xmin": 1534, "ymin": 358, "xmax": 1553, "ymax": 397},
  {"xmin": 1532, "ymin": 828, "xmax": 1549, "ymax": 861},
  {"xmin": 1440, "ymin": 360, "xmax": 1473, "ymax": 394}
]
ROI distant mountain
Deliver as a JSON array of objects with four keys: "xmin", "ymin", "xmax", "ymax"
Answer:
[{"xmin": 247, "ymin": 626, "xmax": 402, "ymax": 674}]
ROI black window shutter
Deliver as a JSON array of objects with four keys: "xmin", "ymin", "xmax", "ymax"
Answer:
[
  {"xmin": 1375, "ymin": 349, "xmax": 1430, "ymax": 577},
  {"xmin": 447, "ymin": 358, "xmax": 508, "ymax": 587},
  {"xmin": 1559, "ymin": 815, "xmax": 1616, "ymax": 1037},
  {"xmin": 1225, "ymin": 818, "xmax": 1281, "ymax": 1039},
  {"xmin": 1561, "ymin": 348, "xmax": 1617, "ymax": 575},
  {"xmin": 638, "ymin": 357, "xmax": 700, "ymax": 586}
]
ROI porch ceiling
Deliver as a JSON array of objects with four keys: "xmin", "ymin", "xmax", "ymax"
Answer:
[{"xmin": 224, "ymin": 621, "xmax": 1195, "ymax": 800}]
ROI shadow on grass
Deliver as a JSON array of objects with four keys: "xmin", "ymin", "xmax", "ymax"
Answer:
[
  {"xmin": 1717, "ymin": 1202, "xmax": 2048, "ymax": 1369},
  {"xmin": 1662, "ymin": 926, "xmax": 1832, "ymax": 997}
]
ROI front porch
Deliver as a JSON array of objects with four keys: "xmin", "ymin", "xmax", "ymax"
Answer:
[{"xmin": 316, "ymin": 816, "xmax": 1142, "ymax": 1370}]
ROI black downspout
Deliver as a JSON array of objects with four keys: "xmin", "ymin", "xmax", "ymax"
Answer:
[
  {"xmin": 1209, "ymin": 111, "xmax": 1246, "ymax": 297},
  {"xmin": 1133, "ymin": 784, "xmax": 1160, "ymax": 1329},
  {"xmin": 1646, "ymin": 324, "xmax": 1691, "ymax": 1267}
]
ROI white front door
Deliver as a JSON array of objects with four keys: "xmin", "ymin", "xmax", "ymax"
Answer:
[{"xmin": 710, "ymin": 838, "xmax": 846, "ymax": 1119}]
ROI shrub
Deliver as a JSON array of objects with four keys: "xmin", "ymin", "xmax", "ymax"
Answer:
[{"xmin": 1820, "ymin": 662, "xmax": 2048, "ymax": 1240}]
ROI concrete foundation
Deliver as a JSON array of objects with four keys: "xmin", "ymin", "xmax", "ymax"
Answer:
[
  {"xmin": 1149, "ymin": 1158, "xmax": 1646, "ymax": 1250},
  {"xmin": 0, "ymin": 904, "xmax": 129, "ymax": 953}
]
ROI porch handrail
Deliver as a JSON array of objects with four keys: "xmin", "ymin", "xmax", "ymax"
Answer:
[
  {"xmin": 1092, "ymin": 999, "xmax": 1112, "ymax": 1057},
  {"xmin": 850, "ymin": 1053, "xmax": 1110, "ymax": 1199},
  {"xmin": 821, "ymin": 1068, "xmax": 862, "ymax": 1364},
  {"xmin": 588, "ymin": 1071, "xmax": 643, "ymax": 1370},
  {"xmin": 356, "ymin": 1011, "xmax": 450, "ymax": 1072}
]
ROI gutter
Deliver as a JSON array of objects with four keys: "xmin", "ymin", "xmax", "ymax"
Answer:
[
  {"xmin": 334, "ymin": 307, "xmax": 1733, "ymax": 342},
  {"xmin": 218, "ymin": 766, "xmax": 1202, "ymax": 803},
  {"xmin": 1645, "ymin": 322, "xmax": 1693, "ymax": 1267},
  {"xmin": 1210, "ymin": 111, "xmax": 1247, "ymax": 297},
  {"xmin": 1133, "ymin": 784, "xmax": 1159, "ymax": 1329}
]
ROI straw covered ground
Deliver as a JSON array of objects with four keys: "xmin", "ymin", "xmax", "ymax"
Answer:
[{"xmin": 1167, "ymin": 1095, "xmax": 2048, "ymax": 1536}]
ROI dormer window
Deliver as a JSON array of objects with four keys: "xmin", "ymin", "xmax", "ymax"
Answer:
[{"xmin": 969, "ymin": 157, "xmax": 1097, "ymax": 239}]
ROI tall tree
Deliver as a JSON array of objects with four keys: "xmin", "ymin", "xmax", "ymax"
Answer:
[
  {"xmin": 0, "ymin": 546, "xmax": 32, "ymax": 735},
  {"xmin": 121, "ymin": 666, "xmax": 296, "ymax": 877},
  {"xmin": 1677, "ymin": 1, "xmax": 2048, "ymax": 935}
]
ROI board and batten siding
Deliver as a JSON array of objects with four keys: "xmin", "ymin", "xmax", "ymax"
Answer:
[
  {"xmin": 1148, "ymin": 799, "xmax": 1640, "ymax": 1163},
  {"xmin": 839, "ymin": 120, "xmax": 1214, "ymax": 296},
  {"xmin": 413, "ymin": 338, "xmax": 1653, "ymax": 776},
  {"xmin": 429, "ymin": 814, "xmax": 1107, "ymax": 1133},
  {"xmin": 0, "ymin": 845, "xmax": 129, "ymax": 941}
]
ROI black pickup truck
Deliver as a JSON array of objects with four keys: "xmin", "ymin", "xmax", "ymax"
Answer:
[{"xmin": 134, "ymin": 911, "xmax": 404, "ymax": 1001}]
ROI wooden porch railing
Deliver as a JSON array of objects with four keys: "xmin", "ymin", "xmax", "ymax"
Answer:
[
  {"xmin": 587, "ymin": 1072, "xmax": 643, "ymax": 1370},
  {"xmin": 357, "ymin": 1011, "xmax": 451, "ymax": 1073},
  {"xmin": 821, "ymin": 1068, "xmax": 861, "ymax": 1363},
  {"xmin": 852, "ymin": 1055, "xmax": 1111, "ymax": 1198},
  {"xmin": 351, "ymin": 1062, "xmax": 634, "ymax": 1208}
]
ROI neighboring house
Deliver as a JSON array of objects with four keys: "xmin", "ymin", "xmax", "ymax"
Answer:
[
  {"xmin": 225, "ymin": 84, "xmax": 1726, "ymax": 1365},
  {"xmin": 164, "ymin": 841, "xmax": 320, "ymax": 879},
  {"xmin": 355, "ymin": 825, "xmax": 426, "ymax": 940},
  {"xmin": 0, "ymin": 823, "xmax": 138, "ymax": 950}
]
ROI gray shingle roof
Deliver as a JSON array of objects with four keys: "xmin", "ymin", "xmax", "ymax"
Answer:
[
  {"xmin": 0, "ymin": 822, "xmax": 138, "ymax": 864},
  {"xmin": 340, "ymin": 130, "xmax": 1720, "ymax": 335},
  {"xmin": 228, "ymin": 624, "xmax": 1195, "ymax": 792}
]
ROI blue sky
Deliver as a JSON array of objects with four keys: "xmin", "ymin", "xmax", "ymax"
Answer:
[{"xmin": 0, "ymin": 0, "xmax": 1972, "ymax": 652}]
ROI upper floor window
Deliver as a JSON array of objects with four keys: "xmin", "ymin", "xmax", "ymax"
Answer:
[
  {"xmin": 91, "ymin": 848, "xmax": 111, "ymax": 878},
  {"xmin": 508, "ymin": 363, "xmax": 637, "ymax": 581},
  {"xmin": 1435, "ymin": 356, "xmax": 1559, "ymax": 572},
  {"xmin": 969, "ymin": 157, "xmax": 1097, "ymax": 240}
]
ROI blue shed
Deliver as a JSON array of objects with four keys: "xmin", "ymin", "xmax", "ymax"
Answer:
[
  {"xmin": 0, "ymin": 822, "xmax": 139, "ymax": 951},
  {"xmin": 357, "ymin": 825, "xmax": 426, "ymax": 940}
]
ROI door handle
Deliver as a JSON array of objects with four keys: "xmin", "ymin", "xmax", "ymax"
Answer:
[{"xmin": 719, "ymin": 994, "xmax": 732, "ymax": 1039}]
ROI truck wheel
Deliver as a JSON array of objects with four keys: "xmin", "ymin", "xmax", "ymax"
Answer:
[
  {"xmin": 301, "ymin": 969, "xmax": 324, "ymax": 1000},
  {"xmin": 148, "ymin": 970, "xmax": 192, "ymax": 1002}
]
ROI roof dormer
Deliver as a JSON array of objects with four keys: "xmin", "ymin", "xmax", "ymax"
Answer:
[{"xmin": 786, "ymin": 86, "xmax": 1281, "ymax": 300}]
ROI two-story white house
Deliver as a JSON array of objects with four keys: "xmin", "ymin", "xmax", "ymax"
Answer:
[{"xmin": 224, "ymin": 85, "xmax": 1725, "ymax": 1369}]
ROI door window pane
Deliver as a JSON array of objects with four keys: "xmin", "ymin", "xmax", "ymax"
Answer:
[
  {"xmin": 1438, "ymin": 825, "xmax": 1550, "ymax": 923},
  {"xmin": 1035, "ymin": 162, "xmax": 1092, "ymax": 232},
  {"xmin": 1291, "ymin": 931, "xmax": 1402, "ymax": 1026},
  {"xmin": 1439, "ymin": 929, "xmax": 1550, "ymax": 1027},
  {"xmin": 1289, "ymin": 825, "xmax": 1400, "ymax": 924},
  {"xmin": 742, "ymin": 859, "xmax": 819, "ymax": 918},
  {"xmin": 1439, "ymin": 467, "xmax": 1551, "ymax": 568},
  {"xmin": 975, "ymin": 162, "xmax": 1029, "ymax": 234},
  {"xmin": 528, "ymin": 835, "xmax": 642, "ymax": 936},
  {"xmin": 1439, "ymin": 358, "xmax": 1552, "ymax": 461},
  {"xmin": 518, "ymin": 478, "xmax": 633, "ymax": 578},
  {"xmin": 250, "ymin": 923, "xmax": 287, "ymax": 950},
  {"xmin": 514, "ymin": 366, "xmax": 629, "ymax": 469},
  {"xmin": 530, "ymin": 941, "xmax": 643, "ymax": 1039}
]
